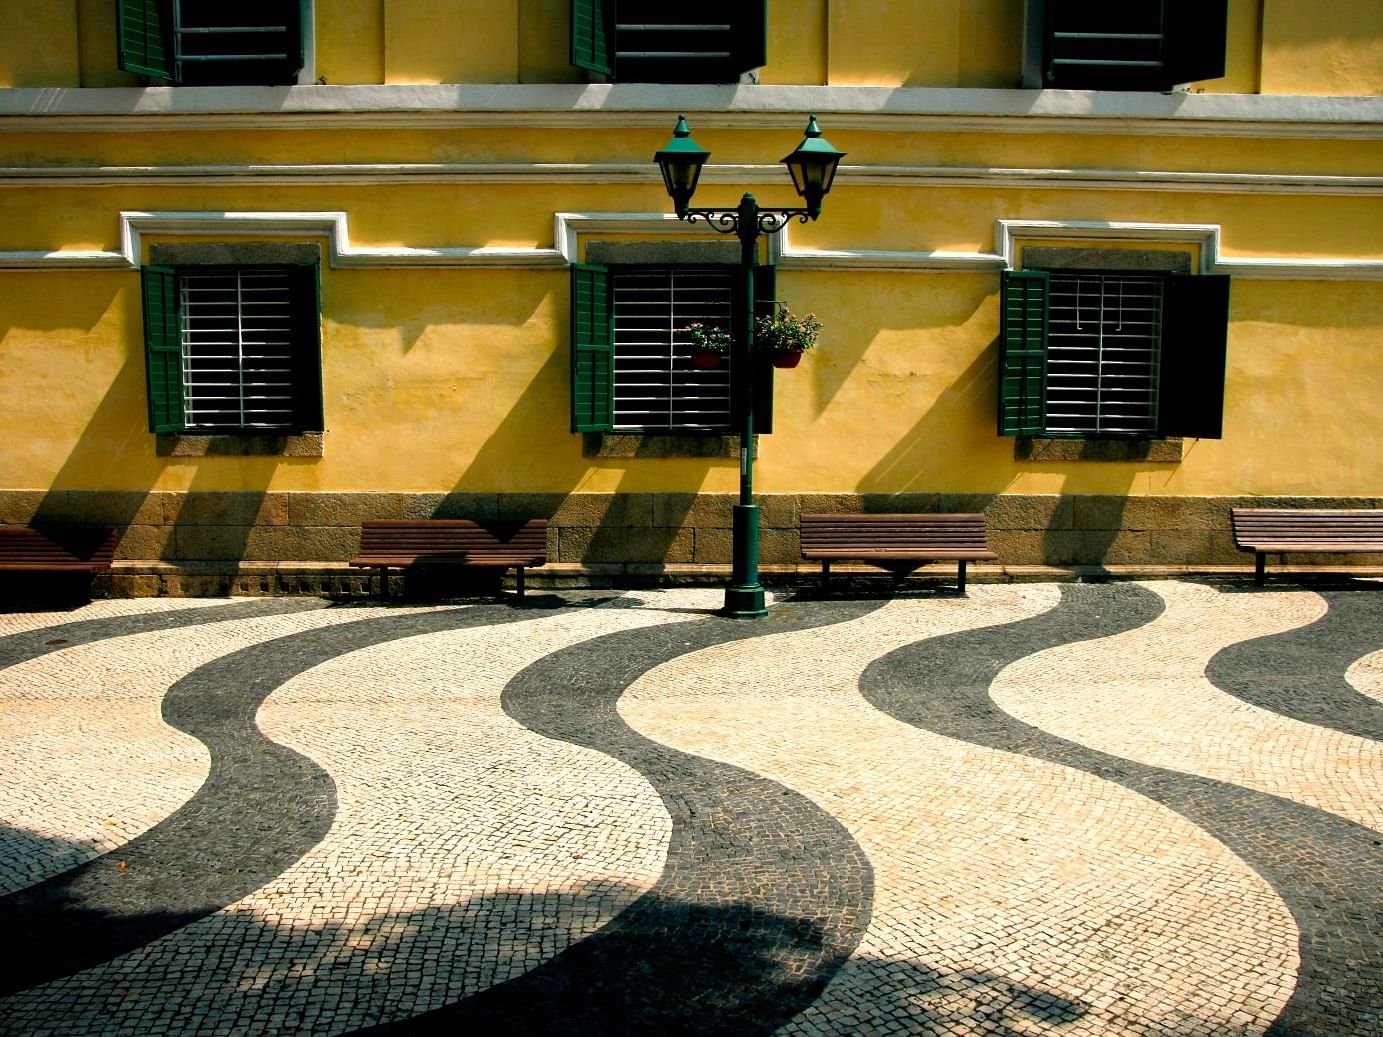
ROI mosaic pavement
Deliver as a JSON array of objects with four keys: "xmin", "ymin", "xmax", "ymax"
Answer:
[{"xmin": 0, "ymin": 582, "xmax": 1380, "ymax": 1036}]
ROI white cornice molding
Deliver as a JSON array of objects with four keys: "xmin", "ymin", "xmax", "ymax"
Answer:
[
  {"xmin": 3, "ymin": 210, "xmax": 1380, "ymax": 280},
  {"xmin": 0, "ymin": 84, "xmax": 1380, "ymax": 138},
  {"xmin": 3, "ymin": 161, "xmax": 1380, "ymax": 197}
]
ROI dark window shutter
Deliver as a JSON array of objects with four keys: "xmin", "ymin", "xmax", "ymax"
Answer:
[
  {"xmin": 571, "ymin": 263, "xmax": 614, "ymax": 433},
  {"xmin": 571, "ymin": 0, "xmax": 614, "ymax": 75},
  {"xmin": 731, "ymin": 1, "xmax": 768, "ymax": 77},
  {"xmin": 751, "ymin": 264, "xmax": 775, "ymax": 436},
  {"xmin": 141, "ymin": 265, "xmax": 184, "ymax": 433},
  {"xmin": 1158, "ymin": 273, "xmax": 1229, "ymax": 439},
  {"xmin": 1164, "ymin": 0, "xmax": 1228, "ymax": 86},
  {"xmin": 117, "ymin": 0, "xmax": 173, "ymax": 82},
  {"xmin": 288, "ymin": 264, "xmax": 324, "ymax": 432},
  {"xmin": 998, "ymin": 270, "xmax": 1049, "ymax": 436}
]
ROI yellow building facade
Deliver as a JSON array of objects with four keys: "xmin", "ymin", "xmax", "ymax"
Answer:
[{"xmin": 2, "ymin": 0, "xmax": 1381, "ymax": 592}]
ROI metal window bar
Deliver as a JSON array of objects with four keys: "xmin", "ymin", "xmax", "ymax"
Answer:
[
  {"xmin": 1049, "ymin": 7, "xmax": 1166, "ymax": 75},
  {"xmin": 611, "ymin": 268, "xmax": 733, "ymax": 431},
  {"xmin": 172, "ymin": 2, "xmax": 292, "ymax": 75},
  {"xmin": 179, "ymin": 270, "xmax": 295, "ymax": 430},
  {"xmin": 1046, "ymin": 273, "xmax": 1162, "ymax": 435}
]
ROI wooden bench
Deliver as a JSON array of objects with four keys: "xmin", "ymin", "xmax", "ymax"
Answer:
[
  {"xmin": 0, "ymin": 526, "xmax": 118, "ymax": 603},
  {"xmin": 800, "ymin": 513, "xmax": 998, "ymax": 593},
  {"xmin": 349, "ymin": 519, "xmax": 548, "ymax": 599},
  {"xmin": 1231, "ymin": 507, "xmax": 1383, "ymax": 585}
]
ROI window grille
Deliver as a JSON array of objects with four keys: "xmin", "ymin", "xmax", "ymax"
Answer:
[
  {"xmin": 611, "ymin": 267, "xmax": 733, "ymax": 431},
  {"xmin": 1046, "ymin": 272, "xmax": 1162, "ymax": 435},
  {"xmin": 178, "ymin": 269, "xmax": 296, "ymax": 430},
  {"xmin": 610, "ymin": 0, "xmax": 748, "ymax": 82}
]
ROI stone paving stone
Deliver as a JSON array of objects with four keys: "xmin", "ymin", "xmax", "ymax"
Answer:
[
  {"xmin": 18, "ymin": 593, "xmax": 701, "ymax": 1036},
  {"xmin": 864, "ymin": 583, "xmax": 1383, "ymax": 1037},
  {"xmin": 621, "ymin": 587, "xmax": 1299, "ymax": 1037},
  {"xmin": 992, "ymin": 581, "xmax": 1383, "ymax": 832},
  {"xmin": 0, "ymin": 601, "xmax": 363, "ymax": 896},
  {"xmin": 1347, "ymin": 647, "xmax": 1383, "ymax": 704},
  {"xmin": 1205, "ymin": 585, "xmax": 1383, "ymax": 742}
]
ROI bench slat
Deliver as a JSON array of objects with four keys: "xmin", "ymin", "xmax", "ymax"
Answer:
[
  {"xmin": 1230, "ymin": 507, "xmax": 1383, "ymax": 584},
  {"xmin": 349, "ymin": 519, "xmax": 549, "ymax": 598},
  {"xmin": 800, "ymin": 513, "xmax": 996, "ymax": 592}
]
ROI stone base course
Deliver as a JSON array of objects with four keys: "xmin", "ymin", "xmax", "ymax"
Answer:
[{"xmin": 2, "ymin": 492, "xmax": 1380, "ymax": 596}]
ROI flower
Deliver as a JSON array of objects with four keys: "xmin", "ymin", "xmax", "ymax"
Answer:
[
  {"xmin": 681, "ymin": 322, "xmax": 733, "ymax": 354},
  {"xmin": 755, "ymin": 305, "xmax": 821, "ymax": 354}
]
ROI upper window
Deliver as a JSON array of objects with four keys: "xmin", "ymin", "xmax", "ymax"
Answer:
[
  {"xmin": 571, "ymin": 0, "xmax": 765, "ymax": 83},
  {"xmin": 998, "ymin": 266, "xmax": 1229, "ymax": 440},
  {"xmin": 141, "ymin": 264, "xmax": 323, "ymax": 434},
  {"xmin": 117, "ymin": 0, "xmax": 305, "ymax": 86},
  {"xmin": 1022, "ymin": 0, "xmax": 1227, "ymax": 91},
  {"xmin": 571, "ymin": 263, "xmax": 775, "ymax": 435}
]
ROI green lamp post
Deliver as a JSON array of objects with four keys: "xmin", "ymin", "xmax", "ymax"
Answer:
[{"xmin": 654, "ymin": 114, "xmax": 845, "ymax": 618}]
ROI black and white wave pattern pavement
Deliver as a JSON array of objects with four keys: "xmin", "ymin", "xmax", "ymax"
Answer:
[{"xmin": 0, "ymin": 582, "xmax": 1380, "ymax": 1036}]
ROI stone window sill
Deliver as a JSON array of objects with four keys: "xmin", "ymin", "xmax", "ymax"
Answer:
[
  {"xmin": 157, "ymin": 433, "xmax": 325, "ymax": 458},
  {"xmin": 1015, "ymin": 437, "xmax": 1183, "ymax": 463},
  {"xmin": 582, "ymin": 433, "xmax": 743, "ymax": 459}
]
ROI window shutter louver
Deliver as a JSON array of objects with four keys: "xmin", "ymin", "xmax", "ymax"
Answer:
[
  {"xmin": 998, "ymin": 270, "xmax": 1049, "ymax": 436},
  {"xmin": 1157, "ymin": 273, "xmax": 1230, "ymax": 439},
  {"xmin": 141, "ymin": 265, "xmax": 184, "ymax": 433},
  {"xmin": 570, "ymin": 0, "xmax": 614, "ymax": 75},
  {"xmin": 571, "ymin": 263, "xmax": 615, "ymax": 432},
  {"xmin": 117, "ymin": 0, "xmax": 174, "ymax": 82},
  {"xmin": 288, "ymin": 264, "xmax": 324, "ymax": 432},
  {"xmin": 1164, "ymin": 0, "xmax": 1228, "ymax": 86}
]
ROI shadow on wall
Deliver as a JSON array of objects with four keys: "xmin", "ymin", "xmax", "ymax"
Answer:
[
  {"xmin": 0, "ymin": 823, "xmax": 1092, "ymax": 1036},
  {"xmin": 431, "ymin": 315, "xmax": 730, "ymax": 570},
  {"xmin": 853, "ymin": 338, "xmax": 1148, "ymax": 568}
]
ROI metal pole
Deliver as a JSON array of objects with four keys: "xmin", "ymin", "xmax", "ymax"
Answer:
[{"xmin": 722, "ymin": 193, "xmax": 767, "ymax": 618}]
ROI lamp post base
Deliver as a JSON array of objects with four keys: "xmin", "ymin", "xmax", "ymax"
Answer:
[{"xmin": 722, "ymin": 503, "xmax": 768, "ymax": 619}]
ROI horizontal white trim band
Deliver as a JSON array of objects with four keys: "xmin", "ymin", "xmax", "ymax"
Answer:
[
  {"xmin": 2, "ymin": 161, "xmax": 1379, "ymax": 196},
  {"xmin": 2, "ymin": 211, "xmax": 1381, "ymax": 280},
  {"xmin": 1, "ymin": 84, "xmax": 1380, "ymax": 138}
]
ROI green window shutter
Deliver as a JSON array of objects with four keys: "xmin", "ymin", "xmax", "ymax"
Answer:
[
  {"xmin": 141, "ymin": 265, "xmax": 184, "ymax": 433},
  {"xmin": 571, "ymin": 263, "xmax": 614, "ymax": 433},
  {"xmin": 751, "ymin": 263, "xmax": 775, "ymax": 436},
  {"xmin": 1158, "ymin": 273, "xmax": 1230, "ymax": 439},
  {"xmin": 731, "ymin": 1, "xmax": 768, "ymax": 77},
  {"xmin": 288, "ymin": 264, "xmax": 324, "ymax": 432},
  {"xmin": 998, "ymin": 270, "xmax": 1049, "ymax": 436},
  {"xmin": 1164, "ymin": 0, "xmax": 1228, "ymax": 86},
  {"xmin": 117, "ymin": 0, "xmax": 173, "ymax": 82},
  {"xmin": 570, "ymin": 0, "xmax": 614, "ymax": 75}
]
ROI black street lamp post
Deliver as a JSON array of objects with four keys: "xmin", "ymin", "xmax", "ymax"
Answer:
[{"xmin": 654, "ymin": 115, "xmax": 845, "ymax": 618}]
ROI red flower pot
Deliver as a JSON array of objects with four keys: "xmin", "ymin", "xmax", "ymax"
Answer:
[
  {"xmin": 691, "ymin": 351, "xmax": 724, "ymax": 369},
  {"xmin": 771, "ymin": 350, "xmax": 804, "ymax": 368}
]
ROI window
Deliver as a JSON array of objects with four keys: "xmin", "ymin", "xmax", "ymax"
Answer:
[
  {"xmin": 141, "ymin": 264, "xmax": 322, "ymax": 434},
  {"xmin": 118, "ymin": 0, "xmax": 305, "ymax": 86},
  {"xmin": 571, "ymin": 0, "xmax": 765, "ymax": 83},
  {"xmin": 571, "ymin": 263, "xmax": 774, "ymax": 434},
  {"xmin": 1022, "ymin": 0, "xmax": 1227, "ymax": 91},
  {"xmin": 998, "ymin": 268, "xmax": 1229, "ymax": 440}
]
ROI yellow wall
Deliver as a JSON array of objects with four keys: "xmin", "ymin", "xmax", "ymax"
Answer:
[{"xmin": 5, "ymin": 0, "xmax": 1380, "ymax": 93}]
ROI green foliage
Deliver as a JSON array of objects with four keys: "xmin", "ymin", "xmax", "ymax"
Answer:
[
  {"xmin": 682, "ymin": 322, "xmax": 733, "ymax": 354},
  {"xmin": 755, "ymin": 304, "xmax": 821, "ymax": 354}
]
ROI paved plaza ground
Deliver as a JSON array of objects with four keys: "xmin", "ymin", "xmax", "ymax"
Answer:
[{"xmin": 0, "ymin": 579, "xmax": 1380, "ymax": 1036}]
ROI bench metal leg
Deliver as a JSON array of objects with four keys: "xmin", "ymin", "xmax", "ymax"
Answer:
[
  {"xmin": 1255, "ymin": 553, "xmax": 1267, "ymax": 587},
  {"xmin": 377, "ymin": 566, "xmax": 390, "ymax": 599},
  {"xmin": 821, "ymin": 560, "xmax": 831, "ymax": 592},
  {"xmin": 957, "ymin": 560, "xmax": 968, "ymax": 595},
  {"xmin": 515, "ymin": 567, "xmax": 525, "ymax": 600}
]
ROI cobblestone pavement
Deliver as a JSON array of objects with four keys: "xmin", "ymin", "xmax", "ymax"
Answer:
[{"xmin": 0, "ymin": 581, "xmax": 1380, "ymax": 1036}]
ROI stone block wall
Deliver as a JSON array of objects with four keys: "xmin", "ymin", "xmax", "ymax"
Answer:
[{"xmin": 3, "ymin": 490, "xmax": 1381, "ymax": 585}]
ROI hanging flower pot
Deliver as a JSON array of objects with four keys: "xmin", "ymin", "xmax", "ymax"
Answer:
[
  {"xmin": 681, "ymin": 322, "xmax": 731, "ymax": 371},
  {"xmin": 756, "ymin": 304, "xmax": 820, "ymax": 369}
]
